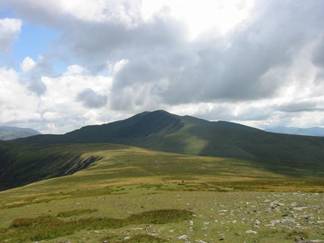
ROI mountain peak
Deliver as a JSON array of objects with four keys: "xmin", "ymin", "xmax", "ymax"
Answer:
[
  {"xmin": 131, "ymin": 110, "xmax": 180, "ymax": 122},
  {"xmin": 138, "ymin": 109, "xmax": 176, "ymax": 117}
]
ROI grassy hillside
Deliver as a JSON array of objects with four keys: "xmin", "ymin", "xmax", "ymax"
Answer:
[
  {"xmin": 1, "ymin": 145, "xmax": 324, "ymax": 242},
  {"xmin": 20, "ymin": 110, "xmax": 324, "ymax": 167},
  {"xmin": 0, "ymin": 142, "xmax": 118, "ymax": 190},
  {"xmin": 1, "ymin": 110, "xmax": 323, "ymax": 241},
  {"xmin": 1, "ymin": 140, "xmax": 321, "ymax": 192}
]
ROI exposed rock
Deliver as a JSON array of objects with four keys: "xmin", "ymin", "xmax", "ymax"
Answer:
[
  {"xmin": 293, "ymin": 207, "xmax": 308, "ymax": 211},
  {"xmin": 178, "ymin": 235, "xmax": 188, "ymax": 240}
]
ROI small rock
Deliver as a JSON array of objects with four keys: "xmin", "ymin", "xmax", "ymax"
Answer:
[
  {"xmin": 246, "ymin": 230, "xmax": 257, "ymax": 234},
  {"xmin": 178, "ymin": 235, "xmax": 188, "ymax": 240},
  {"xmin": 293, "ymin": 207, "xmax": 308, "ymax": 211},
  {"xmin": 296, "ymin": 240, "xmax": 324, "ymax": 243}
]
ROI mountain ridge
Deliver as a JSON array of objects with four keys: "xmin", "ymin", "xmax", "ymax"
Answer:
[
  {"xmin": 17, "ymin": 110, "xmax": 324, "ymax": 164},
  {"xmin": 1, "ymin": 110, "xmax": 324, "ymax": 191}
]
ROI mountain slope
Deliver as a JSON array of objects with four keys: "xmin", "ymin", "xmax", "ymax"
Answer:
[
  {"xmin": 1, "ymin": 110, "xmax": 324, "ymax": 191},
  {"xmin": 0, "ymin": 126, "xmax": 40, "ymax": 140},
  {"xmin": 0, "ymin": 142, "xmax": 107, "ymax": 191},
  {"xmin": 19, "ymin": 110, "xmax": 324, "ymax": 167}
]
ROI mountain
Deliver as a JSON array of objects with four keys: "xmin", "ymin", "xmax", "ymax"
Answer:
[
  {"xmin": 0, "ymin": 126, "xmax": 40, "ymax": 140},
  {"xmin": 266, "ymin": 126, "xmax": 324, "ymax": 137},
  {"xmin": 1, "ymin": 111, "xmax": 324, "ymax": 242},
  {"xmin": 1, "ymin": 109, "xmax": 324, "ymax": 191},
  {"xmin": 19, "ymin": 110, "xmax": 324, "ymax": 166}
]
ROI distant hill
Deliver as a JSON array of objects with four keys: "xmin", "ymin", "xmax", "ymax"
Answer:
[
  {"xmin": 266, "ymin": 126, "xmax": 324, "ymax": 137},
  {"xmin": 19, "ymin": 110, "xmax": 324, "ymax": 166},
  {"xmin": 0, "ymin": 126, "xmax": 40, "ymax": 140}
]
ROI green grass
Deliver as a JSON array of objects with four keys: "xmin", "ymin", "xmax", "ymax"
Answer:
[
  {"xmin": 102, "ymin": 234, "xmax": 167, "ymax": 242},
  {"xmin": 0, "ymin": 209, "xmax": 191, "ymax": 242},
  {"xmin": 57, "ymin": 209, "xmax": 98, "ymax": 218},
  {"xmin": 1, "ymin": 145, "xmax": 324, "ymax": 242}
]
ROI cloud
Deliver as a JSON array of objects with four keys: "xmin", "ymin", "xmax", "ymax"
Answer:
[
  {"xmin": 277, "ymin": 100, "xmax": 324, "ymax": 113},
  {"xmin": 21, "ymin": 56, "xmax": 36, "ymax": 72},
  {"xmin": 19, "ymin": 56, "xmax": 52, "ymax": 95},
  {"xmin": 0, "ymin": 67, "xmax": 40, "ymax": 123},
  {"xmin": 77, "ymin": 88, "xmax": 107, "ymax": 108},
  {"xmin": 4, "ymin": 0, "xmax": 142, "ymax": 25},
  {"xmin": 1, "ymin": 0, "xmax": 324, "ymax": 132},
  {"xmin": 107, "ymin": 0, "xmax": 324, "ymax": 109},
  {"xmin": 1, "ymin": 63, "xmax": 116, "ymax": 134},
  {"xmin": 34, "ymin": 65, "xmax": 115, "ymax": 133},
  {"xmin": 312, "ymin": 35, "xmax": 324, "ymax": 69},
  {"xmin": 0, "ymin": 18, "xmax": 22, "ymax": 52}
]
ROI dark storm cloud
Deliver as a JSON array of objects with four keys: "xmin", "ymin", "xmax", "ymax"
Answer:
[{"xmin": 77, "ymin": 88, "xmax": 107, "ymax": 108}]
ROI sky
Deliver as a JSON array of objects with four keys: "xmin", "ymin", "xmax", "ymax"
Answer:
[{"xmin": 0, "ymin": 0, "xmax": 324, "ymax": 134}]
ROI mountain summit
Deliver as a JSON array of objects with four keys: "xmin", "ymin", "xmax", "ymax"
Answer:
[{"xmin": 20, "ymin": 110, "xmax": 324, "ymax": 165}]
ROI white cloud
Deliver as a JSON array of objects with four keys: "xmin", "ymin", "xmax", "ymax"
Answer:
[
  {"xmin": 142, "ymin": 0, "xmax": 255, "ymax": 38},
  {"xmin": 36, "ymin": 65, "xmax": 114, "ymax": 133},
  {"xmin": 0, "ymin": 63, "xmax": 116, "ymax": 134},
  {"xmin": 65, "ymin": 64, "xmax": 87, "ymax": 75},
  {"xmin": 0, "ymin": 67, "xmax": 39, "ymax": 123},
  {"xmin": 21, "ymin": 57, "xmax": 36, "ymax": 72},
  {"xmin": 0, "ymin": 18, "xmax": 22, "ymax": 52}
]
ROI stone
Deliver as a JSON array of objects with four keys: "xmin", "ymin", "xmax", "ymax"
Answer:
[{"xmin": 178, "ymin": 235, "xmax": 188, "ymax": 240}]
